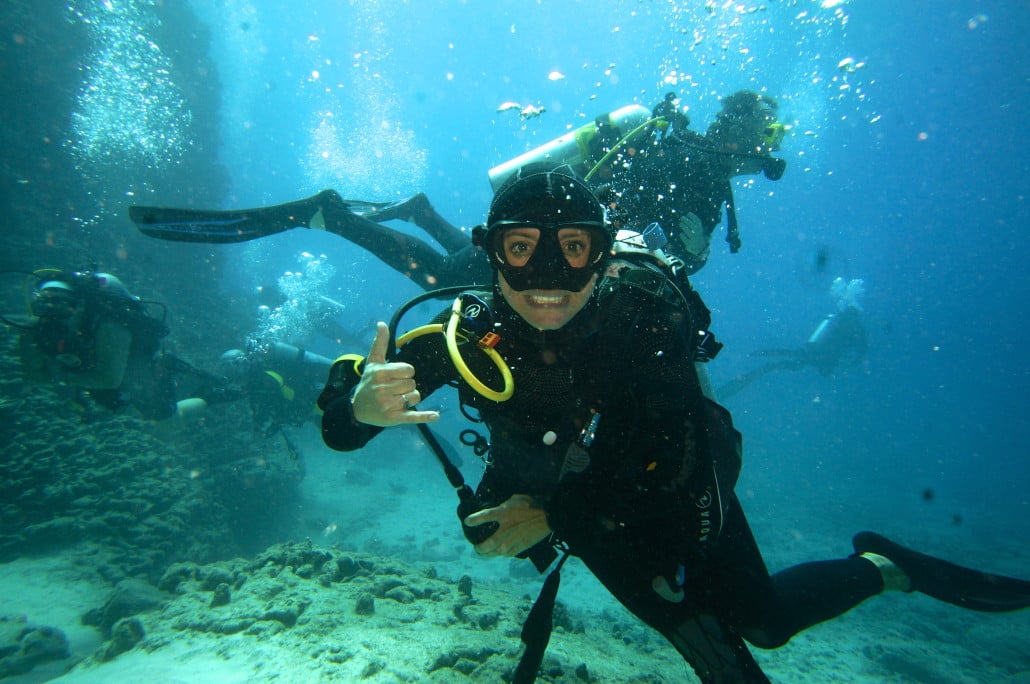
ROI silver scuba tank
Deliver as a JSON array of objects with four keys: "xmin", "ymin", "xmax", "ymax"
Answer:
[{"xmin": 487, "ymin": 104, "xmax": 652, "ymax": 191}]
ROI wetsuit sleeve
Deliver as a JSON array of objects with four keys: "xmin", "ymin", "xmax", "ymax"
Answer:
[
  {"xmin": 319, "ymin": 315, "xmax": 456, "ymax": 452},
  {"xmin": 318, "ymin": 355, "xmax": 382, "ymax": 451}
]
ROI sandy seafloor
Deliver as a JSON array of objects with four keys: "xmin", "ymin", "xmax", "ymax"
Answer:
[{"xmin": 4, "ymin": 424, "xmax": 1028, "ymax": 684}]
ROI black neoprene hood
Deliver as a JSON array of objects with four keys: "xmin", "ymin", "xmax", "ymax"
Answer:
[
  {"xmin": 483, "ymin": 171, "xmax": 612, "ymax": 292},
  {"xmin": 487, "ymin": 171, "xmax": 606, "ymax": 227}
]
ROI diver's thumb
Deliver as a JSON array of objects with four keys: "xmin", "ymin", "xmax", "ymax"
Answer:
[{"xmin": 366, "ymin": 322, "xmax": 391, "ymax": 365}]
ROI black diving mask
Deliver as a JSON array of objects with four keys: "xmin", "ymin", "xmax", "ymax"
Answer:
[{"xmin": 485, "ymin": 220, "xmax": 611, "ymax": 292}]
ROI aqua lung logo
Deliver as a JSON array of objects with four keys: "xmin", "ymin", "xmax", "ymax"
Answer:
[
  {"xmin": 463, "ymin": 303, "xmax": 484, "ymax": 319},
  {"xmin": 695, "ymin": 489, "xmax": 712, "ymax": 509},
  {"xmin": 695, "ymin": 487, "xmax": 713, "ymax": 543}
]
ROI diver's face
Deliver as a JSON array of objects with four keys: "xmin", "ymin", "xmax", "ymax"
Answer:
[
  {"xmin": 499, "ymin": 271, "xmax": 597, "ymax": 331},
  {"xmin": 710, "ymin": 114, "xmax": 778, "ymax": 175}
]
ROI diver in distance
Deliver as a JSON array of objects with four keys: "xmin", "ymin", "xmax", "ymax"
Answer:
[
  {"xmin": 218, "ymin": 341, "xmax": 334, "ymax": 437},
  {"xmin": 599, "ymin": 89, "xmax": 788, "ymax": 275},
  {"xmin": 718, "ymin": 277, "xmax": 869, "ymax": 401},
  {"xmin": 4, "ymin": 269, "xmax": 242, "ymax": 421}
]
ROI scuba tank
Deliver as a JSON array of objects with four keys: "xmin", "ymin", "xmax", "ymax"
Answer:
[
  {"xmin": 487, "ymin": 104, "xmax": 651, "ymax": 191},
  {"xmin": 807, "ymin": 315, "xmax": 835, "ymax": 346}
]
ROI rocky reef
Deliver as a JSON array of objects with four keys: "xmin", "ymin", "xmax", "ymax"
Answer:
[
  {"xmin": 54, "ymin": 540, "xmax": 685, "ymax": 683},
  {"xmin": 0, "ymin": 329, "xmax": 305, "ymax": 583}
]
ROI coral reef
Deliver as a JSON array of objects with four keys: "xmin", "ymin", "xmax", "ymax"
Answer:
[{"xmin": 0, "ymin": 331, "xmax": 304, "ymax": 581}]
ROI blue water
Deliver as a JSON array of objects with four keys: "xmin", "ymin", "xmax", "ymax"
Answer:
[{"xmin": 35, "ymin": 0, "xmax": 1030, "ymax": 680}]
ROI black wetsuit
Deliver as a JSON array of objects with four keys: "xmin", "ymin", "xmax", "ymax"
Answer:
[
  {"xmin": 608, "ymin": 134, "xmax": 735, "ymax": 275},
  {"xmin": 321, "ymin": 193, "xmax": 492, "ymax": 290},
  {"xmin": 319, "ymin": 274, "xmax": 883, "ymax": 683}
]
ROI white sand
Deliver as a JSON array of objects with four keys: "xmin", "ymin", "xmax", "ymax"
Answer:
[{"xmin": 3, "ymin": 426, "xmax": 1028, "ymax": 683}]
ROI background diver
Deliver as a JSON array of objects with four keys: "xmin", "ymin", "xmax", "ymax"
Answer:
[
  {"xmin": 5, "ymin": 268, "xmax": 242, "ymax": 421},
  {"xmin": 717, "ymin": 277, "xmax": 868, "ymax": 401},
  {"xmin": 599, "ymin": 89, "xmax": 788, "ymax": 275},
  {"xmin": 218, "ymin": 341, "xmax": 334, "ymax": 437}
]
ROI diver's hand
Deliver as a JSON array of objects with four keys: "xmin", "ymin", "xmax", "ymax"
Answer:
[
  {"xmin": 464, "ymin": 494, "xmax": 552, "ymax": 557},
  {"xmin": 727, "ymin": 231, "xmax": 742, "ymax": 253},
  {"xmin": 351, "ymin": 322, "xmax": 440, "ymax": 427},
  {"xmin": 677, "ymin": 212, "xmax": 711, "ymax": 258}
]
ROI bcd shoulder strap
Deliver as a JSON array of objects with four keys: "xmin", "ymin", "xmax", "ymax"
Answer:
[{"xmin": 600, "ymin": 264, "xmax": 722, "ymax": 363}]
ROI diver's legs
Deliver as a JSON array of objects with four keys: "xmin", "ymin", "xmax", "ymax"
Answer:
[
  {"xmin": 364, "ymin": 193, "xmax": 471, "ymax": 255},
  {"xmin": 695, "ymin": 496, "xmax": 883, "ymax": 649},
  {"xmin": 320, "ymin": 203, "xmax": 452, "ymax": 291},
  {"xmin": 119, "ymin": 353, "xmax": 180, "ymax": 420},
  {"xmin": 412, "ymin": 202, "xmax": 470, "ymax": 255},
  {"xmin": 436, "ymin": 245, "xmax": 492, "ymax": 288},
  {"xmin": 687, "ymin": 500, "xmax": 1029, "ymax": 649},
  {"xmin": 738, "ymin": 557, "xmax": 884, "ymax": 648},
  {"xmin": 854, "ymin": 532, "xmax": 1030, "ymax": 612},
  {"xmin": 573, "ymin": 541, "xmax": 771, "ymax": 684},
  {"xmin": 715, "ymin": 358, "xmax": 806, "ymax": 402},
  {"xmin": 265, "ymin": 189, "xmax": 344, "ymax": 230}
]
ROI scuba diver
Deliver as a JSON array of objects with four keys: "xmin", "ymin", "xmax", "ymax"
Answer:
[
  {"xmin": 219, "ymin": 341, "xmax": 334, "ymax": 436},
  {"xmin": 317, "ymin": 169, "xmax": 1030, "ymax": 684},
  {"xmin": 5, "ymin": 269, "xmax": 241, "ymax": 421},
  {"xmin": 600, "ymin": 90, "xmax": 789, "ymax": 275},
  {"xmin": 718, "ymin": 277, "xmax": 869, "ymax": 402},
  {"xmin": 128, "ymin": 90, "xmax": 788, "ymax": 282}
]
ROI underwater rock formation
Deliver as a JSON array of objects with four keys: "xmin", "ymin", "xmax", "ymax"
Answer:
[
  {"xmin": 0, "ymin": 615, "xmax": 70, "ymax": 678},
  {"xmin": 63, "ymin": 539, "xmax": 684, "ymax": 682}
]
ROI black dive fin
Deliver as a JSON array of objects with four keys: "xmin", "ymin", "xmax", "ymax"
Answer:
[
  {"xmin": 129, "ymin": 190, "xmax": 393, "ymax": 244},
  {"xmin": 129, "ymin": 190, "xmax": 337, "ymax": 243},
  {"xmin": 854, "ymin": 531, "xmax": 1030, "ymax": 612},
  {"xmin": 128, "ymin": 205, "xmax": 276, "ymax": 242},
  {"xmin": 338, "ymin": 198, "xmax": 396, "ymax": 218}
]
